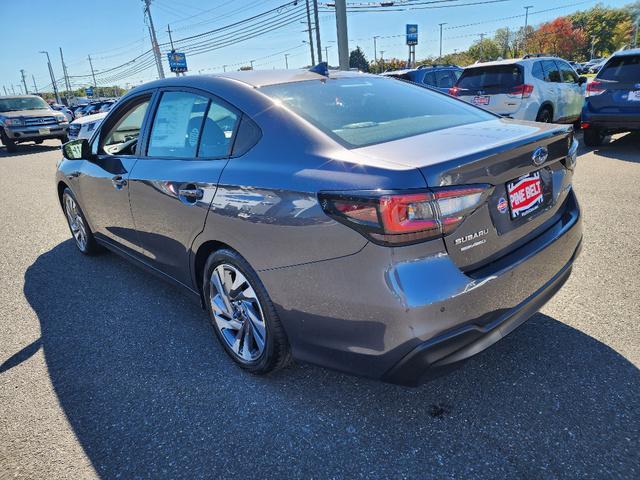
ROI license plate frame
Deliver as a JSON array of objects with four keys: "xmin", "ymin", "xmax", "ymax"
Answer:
[
  {"xmin": 472, "ymin": 95, "xmax": 491, "ymax": 106},
  {"xmin": 628, "ymin": 91, "xmax": 640, "ymax": 102},
  {"xmin": 38, "ymin": 127, "xmax": 51, "ymax": 135},
  {"xmin": 506, "ymin": 171, "xmax": 545, "ymax": 220}
]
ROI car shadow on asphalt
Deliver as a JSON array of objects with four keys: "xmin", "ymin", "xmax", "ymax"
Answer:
[
  {"xmin": 578, "ymin": 131, "xmax": 639, "ymax": 163},
  {"xmin": 0, "ymin": 144, "xmax": 61, "ymax": 158},
  {"xmin": 19, "ymin": 240, "xmax": 640, "ymax": 478}
]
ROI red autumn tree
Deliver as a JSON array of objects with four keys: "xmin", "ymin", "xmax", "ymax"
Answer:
[{"xmin": 527, "ymin": 17, "xmax": 588, "ymax": 59}]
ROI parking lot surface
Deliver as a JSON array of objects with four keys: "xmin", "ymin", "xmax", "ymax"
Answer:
[{"xmin": 1, "ymin": 134, "xmax": 639, "ymax": 479}]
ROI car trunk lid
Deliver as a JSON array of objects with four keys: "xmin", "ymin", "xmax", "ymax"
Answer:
[
  {"xmin": 589, "ymin": 54, "xmax": 640, "ymax": 113},
  {"xmin": 354, "ymin": 119, "xmax": 574, "ymax": 270}
]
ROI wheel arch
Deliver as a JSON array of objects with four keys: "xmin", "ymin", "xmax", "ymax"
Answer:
[
  {"xmin": 192, "ymin": 239, "xmax": 240, "ymax": 306},
  {"xmin": 538, "ymin": 101, "xmax": 554, "ymax": 120},
  {"xmin": 57, "ymin": 181, "xmax": 69, "ymax": 208}
]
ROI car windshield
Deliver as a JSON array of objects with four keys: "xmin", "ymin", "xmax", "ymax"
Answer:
[
  {"xmin": 0, "ymin": 96, "xmax": 50, "ymax": 112},
  {"xmin": 457, "ymin": 65, "xmax": 523, "ymax": 91},
  {"xmin": 598, "ymin": 55, "xmax": 640, "ymax": 82},
  {"xmin": 260, "ymin": 76, "xmax": 494, "ymax": 147}
]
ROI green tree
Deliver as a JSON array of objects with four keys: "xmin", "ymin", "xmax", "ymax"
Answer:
[
  {"xmin": 569, "ymin": 5, "xmax": 631, "ymax": 57},
  {"xmin": 467, "ymin": 38, "xmax": 501, "ymax": 62},
  {"xmin": 349, "ymin": 46, "xmax": 370, "ymax": 72}
]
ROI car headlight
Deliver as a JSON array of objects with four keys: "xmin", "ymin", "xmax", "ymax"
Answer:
[
  {"xmin": 56, "ymin": 115, "xmax": 68, "ymax": 123},
  {"xmin": 87, "ymin": 121, "xmax": 97, "ymax": 132},
  {"xmin": 3, "ymin": 118, "xmax": 24, "ymax": 126}
]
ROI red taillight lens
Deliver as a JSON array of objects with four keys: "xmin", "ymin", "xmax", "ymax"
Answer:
[
  {"xmin": 586, "ymin": 81, "xmax": 605, "ymax": 97},
  {"xmin": 507, "ymin": 84, "xmax": 534, "ymax": 99},
  {"xmin": 448, "ymin": 86, "xmax": 460, "ymax": 97},
  {"xmin": 581, "ymin": 122, "xmax": 590, "ymax": 129},
  {"xmin": 319, "ymin": 186, "xmax": 489, "ymax": 246}
]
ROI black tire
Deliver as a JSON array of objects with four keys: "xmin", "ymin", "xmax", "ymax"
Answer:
[
  {"xmin": 583, "ymin": 127, "xmax": 605, "ymax": 147},
  {"xmin": 203, "ymin": 249, "xmax": 291, "ymax": 374},
  {"xmin": 61, "ymin": 188, "xmax": 101, "ymax": 255},
  {"xmin": 536, "ymin": 106, "xmax": 553, "ymax": 123},
  {"xmin": 59, "ymin": 134, "xmax": 69, "ymax": 144},
  {"xmin": 0, "ymin": 131, "xmax": 17, "ymax": 152}
]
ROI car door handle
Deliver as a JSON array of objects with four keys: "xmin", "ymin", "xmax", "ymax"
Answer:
[
  {"xmin": 178, "ymin": 188, "xmax": 204, "ymax": 200},
  {"xmin": 112, "ymin": 175, "xmax": 127, "ymax": 189}
]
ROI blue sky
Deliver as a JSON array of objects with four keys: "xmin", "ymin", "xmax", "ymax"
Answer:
[{"xmin": 0, "ymin": 0, "xmax": 630, "ymax": 94}]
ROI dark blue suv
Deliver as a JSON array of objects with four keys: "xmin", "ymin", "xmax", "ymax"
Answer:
[
  {"xmin": 582, "ymin": 48, "xmax": 640, "ymax": 146},
  {"xmin": 381, "ymin": 64, "xmax": 463, "ymax": 93}
]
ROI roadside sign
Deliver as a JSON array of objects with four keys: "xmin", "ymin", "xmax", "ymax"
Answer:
[
  {"xmin": 167, "ymin": 51, "xmax": 188, "ymax": 73},
  {"xmin": 85, "ymin": 87, "xmax": 94, "ymax": 97},
  {"xmin": 406, "ymin": 24, "xmax": 418, "ymax": 45}
]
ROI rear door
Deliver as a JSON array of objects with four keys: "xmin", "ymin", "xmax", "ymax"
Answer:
[
  {"xmin": 540, "ymin": 60, "xmax": 562, "ymax": 120},
  {"xmin": 127, "ymin": 87, "xmax": 241, "ymax": 287},
  {"xmin": 456, "ymin": 64, "xmax": 524, "ymax": 115},
  {"xmin": 590, "ymin": 54, "xmax": 640, "ymax": 115}
]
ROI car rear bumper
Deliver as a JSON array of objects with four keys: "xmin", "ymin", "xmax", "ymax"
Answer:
[
  {"xmin": 259, "ymin": 190, "xmax": 582, "ymax": 385},
  {"xmin": 582, "ymin": 111, "xmax": 640, "ymax": 130}
]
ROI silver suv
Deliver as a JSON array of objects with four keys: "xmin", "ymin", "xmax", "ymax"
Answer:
[{"xmin": 0, "ymin": 95, "xmax": 69, "ymax": 152}]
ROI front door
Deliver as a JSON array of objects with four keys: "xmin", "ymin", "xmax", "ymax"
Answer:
[
  {"xmin": 128, "ymin": 88, "xmax": 240, "ymax": 287},
  {"xmin": 556, "ymin": 60, "xmax": 583, "ymax": 121},
  {"xmin": 77, "ymin": 93, "xmax": 153, "ymax": 256}
]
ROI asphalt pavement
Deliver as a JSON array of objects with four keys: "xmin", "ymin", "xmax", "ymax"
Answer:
[{"xmin": 1, "ymin": 133, "xmax": 639, "ymax": 479}]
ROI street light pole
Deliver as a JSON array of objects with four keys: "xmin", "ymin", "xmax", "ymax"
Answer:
[
  {"xmin": 438, "ymin": 23, "xmax": 447, "ymax": 59},
  {"xmin": 39, "ymin": 51, "xmax": 61, "ymax": 104},
  {"xmin": 20, "ymin": 69, "xmax": 28, "ymax": 95},
  {"xmin": 284, "ymin": 53, "xmax": 289, "ymax": 69},
  {"xmin": 334, "ymin": 0, "xmax": 349, "ymax": 70},
  {"xmin": 32, "ymin": 75, "xmax": 38, "ymax": 94},
  {"xmin": 373, "ymin": 35, "xmax": 379, "ymax": 64},
  {"xmin": 523, "ymin": 5, "xmax": 533, "ymax": 54}
]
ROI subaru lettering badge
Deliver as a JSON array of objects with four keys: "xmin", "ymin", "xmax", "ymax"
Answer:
[{"xmin": 531, "ymin": 146, "xmax": 548, "ymax": 166}]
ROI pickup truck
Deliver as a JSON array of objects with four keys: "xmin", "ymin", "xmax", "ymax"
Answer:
[{"xmin": 0, "ymin": 95, "xmax": 69, "ymax": 152}]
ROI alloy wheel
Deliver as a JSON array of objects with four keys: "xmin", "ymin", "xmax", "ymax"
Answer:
[
  {"xmin": 64, "ymin": 194, "xmax": 88, "ymax": 251},
  {"xmin": 209, "ymin": 264, "xmax": 267, "ymax": 362}
]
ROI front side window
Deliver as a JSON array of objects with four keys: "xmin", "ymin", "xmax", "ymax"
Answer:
[
  {"xmin": 260, "ymin": 76, "xmax": 494, "ymax": 148},
  {"xmin": 423, "ymin": 72, "xmax": 436, "ymax": 86},
  {"xmin": 556, "ymin": 61, "xmax": 578, "ymax": 83},
  {"xmin": 100, "ymin": 96, "xmax": 150, "ymax": 156},
  {"xmin": 542, "ymin": 61, "xmax": 561, "ymax": 82},
  {"xmin": 147, "ymin": 91, "xmax": 209, "ymax": 158}
]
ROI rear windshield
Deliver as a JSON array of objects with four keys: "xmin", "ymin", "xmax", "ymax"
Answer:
[
  {"xmin": 0, "ymin": 96, "xmax": 49, "ymax": 112},
  {"xmin": 598, "ymin": 55, "xmax": 640, "ymax": 82},
  {"xmin": 260, "ymin": 76, "xmax": 494, "ymax": 148},
  {"xmin": 457, "ymin": 65, "xmax": 523, "ymax": 92}
]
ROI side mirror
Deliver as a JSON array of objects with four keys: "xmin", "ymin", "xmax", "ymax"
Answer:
[
  {"xmin": 578, "ymin": 76, "xmax": 588, "ymax": 85},
  {"xmin": 62, "ymin": 138, "xmax": 92, "ymax": 160}
]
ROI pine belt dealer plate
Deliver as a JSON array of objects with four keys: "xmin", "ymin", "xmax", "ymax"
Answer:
[
  {"xmin": 507, "ymin": 171, "xmax": 544, "ymax": 219},
  {"xmin": 472, "ymin": 95, "xmax": 490, "ymax": 105},
  {"xmin": 628, "ymin": 91, "xmax": 640, "ymax": 102}
]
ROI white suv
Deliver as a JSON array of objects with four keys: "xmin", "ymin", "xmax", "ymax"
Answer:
[{"xmin": 450, "ymin": 57, "xmax": 586, "ymax": 123}]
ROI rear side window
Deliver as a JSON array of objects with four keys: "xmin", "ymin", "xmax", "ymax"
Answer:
[
  {"xmin": 532, "ymin": 62, "xmax": 544, "ymax": 80},
  {"xmin": 598, "ymin": 55, "xmax": 640, "ymax": 82},
  {"xmin": 457, "ymin": 65, "xmax": 523, "ymax": 92},
  {"xmin": 542, "ymin": 61, "xmax": 561, "ymax": 82},
  {"xmin": 423, "ymin": 71, "xmax": 436, "ymax": 86},
  {"xmin": 198, "ymin": 101, "xmax": 238, "ymax": 158},
  {"xmin": 260, "ymin": 76, "xmax": 494, "ymax": 148},
  {"xmin": 435, "ymin": 70, "xmax": 457, "ymax": 89},
  {"xmin": 147, "ymin": 91, "xmax": 208, "ymax": 158}
]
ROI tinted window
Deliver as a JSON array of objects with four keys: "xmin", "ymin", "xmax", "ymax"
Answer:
[
  {"xmin": 198, "ymin": 101, "xmax": 238, "ymax": 158},
  {"xmin": 100, "ymin": 97, "xmax": 150, "ymax": 156},
  {"xmin": 147, "ymin": 91, "xmax": 208, "ymax": 158},
  {"xmin": 532, "ymin": 62, "xmax": 544, "ymax": 80},
  {"xmin": 0, "ymin": 96, "xmax": 49, "ymax": 112},
  {"xmin": 556, "ymin": 61, "xmax": 578, "ymax": 83},
  {"xmin": 598, "ymin": 55, "xmax": 640, "ymax": 82},
  {"xmin": 260, "ymin": 77, "xmax": 494, "ymax": 148},
  {"xmin": 457, "ymin": 65, "xmax": 523, "ymax": 92},
  {"xmin": 423, "ymin": 72, "xmax": 436, "ymax": 86},
  {"xmin": 435, "ymin": 70, "xmax": 457, "ymax": 89},
  {"xmin": 542, "ymin": 61, "xmax": 561, "ymax": 82}
]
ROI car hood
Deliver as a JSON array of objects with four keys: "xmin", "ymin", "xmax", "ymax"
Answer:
[
  {"xmin": 0, "ymin": 109, "xmax": 55, "ymax": 118},
  {"xmin": 71, "ymin": 112, "xmax": 107, "ymax": 125},
  {"xmin": 353, "ymin": 118, "xmax": 569, "ymax": 175}
]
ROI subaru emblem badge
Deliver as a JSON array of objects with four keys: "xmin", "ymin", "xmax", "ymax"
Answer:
[{"xmin": 532, "ymin": 147, "xmax": 548, "ymax": 166}]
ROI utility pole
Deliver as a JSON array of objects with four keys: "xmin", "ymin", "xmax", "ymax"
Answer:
[
  {"xmin": 633, "ymin": 16, "xmax": 639, "ymax": 49},
  {"xmin": 17, "ymin": 84, "xmax": 24, "ymax": 95},
  {"xmin": 167, "ymin": 24, "xmax": 180, "ymax": 77},
  {"xmin": 39, "ymin": 51, "xmax": 61, "ymax": 104},
  {"xmin": 32, "ymin": 75, "xmax": 38, "ymax": 94},
  {"xmin": 334, "ymin": 0, "xmax": 349, "ymax": 70},
  {"xmin": 438, "ymin": 23, "xmax": 447, "ymax": 59},
  {"xmin": 312, "ymin": 0, "xmax": 322, "ymax": 62},
  {"xmin": 373, "ymin": 35, "xmax": 379, "ymax": 63},
  {"xmin": 223, "ymin": 65, "xmax": 227, "ymax": 72},
  {"xmin": 59, "ymin": 48, "xmax": 72, "ymax": 102},
  {"xmin": 379, "ymin": 50, "xmax": 385, "ymax": 71},
  {"xmin": 143, "ymin": 0, "xmax": 165, "ymax": 79},
  {"xmin": 305, "ymin": 0, "xmax": 316, "ymax": 65},
  {"xmin": 325, "ymin": 45, "xmax": 330, "ymax": 64},
  {"xmin": 284, "ymin": 53, "xmax": 290, "ymax": 69},
  {"xmin": 11, "ymin": 85, "xmax": 16, "ymax": 95},
  {"xmin": 523, "ymin": 5, "xmax": 533, "ymax": 54},
  {"xmin": 2, "ymin": 86, "xmax": 7, "ymax": 95},
  {"xmin": 87, "ymin": 55, "xmax": 98, "ymax": 96},
  {"xmin": 250, "ymin": 60, "xmax": 255, "ymax": 70},
  {"xmin": 590, "ymin": 36, "xmax": 596, "ymax": 60},
  {"xmin": 20, "ymin": 69, "xmax": 28, "ymax": 95}
]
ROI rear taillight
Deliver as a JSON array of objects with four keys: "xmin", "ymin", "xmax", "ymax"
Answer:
[
  {"xmin": 448, "ymin": 86, "xmax": 460, "ymax": 97},
  {"xmin": 507, "ymin": 84, "xmax": 534, "ymax": 99},
  {"xmin": 319, "ymin": 186, "xmax": 490, "ymax": 246},
  {"xmin": 586, "ymin": 81, "xmax": 605, "ymax": 97}
]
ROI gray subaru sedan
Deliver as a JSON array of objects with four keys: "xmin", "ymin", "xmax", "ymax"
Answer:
[{"xmin": 56, "ymin": 67, "xmax": 581, "ymax": 385}]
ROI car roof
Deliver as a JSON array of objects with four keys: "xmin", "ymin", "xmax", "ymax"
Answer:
[
  {"xmin": 209, "ymin": 68, "xmax": 364, "ymax": 87},
  {"xmin": 612, "ymin": 48, "xmax": 640, "ymax": 57},
  {"xmin": 464, "ymin": 57, "xmax": 561, "ymax": 68},
  {"xmin": 0, "ymin": 94, "xmax": 43, "ymax": 100}
]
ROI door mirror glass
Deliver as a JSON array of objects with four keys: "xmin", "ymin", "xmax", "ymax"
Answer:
[{"xmin": 62, "ymin": 139, "xmax": 91, "ymax": 160}]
